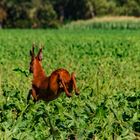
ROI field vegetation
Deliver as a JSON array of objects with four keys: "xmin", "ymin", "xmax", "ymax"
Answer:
[
  {"xmin": 0, "ymin": 28, "xmax": 140, "ymax": 139},
  {"xmin": 64, "ymin": 16, "xmax": 140, "ymax": 30}
]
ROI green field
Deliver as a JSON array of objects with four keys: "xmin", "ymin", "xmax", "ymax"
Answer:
[{"xmin": 0, "ymin": 29, "xmax": 140, "ymax": 140}]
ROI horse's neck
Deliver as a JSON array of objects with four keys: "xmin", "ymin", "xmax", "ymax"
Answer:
[{"xmin": 33, "ymin": 61, "xmax": 46, "ymax": 86}]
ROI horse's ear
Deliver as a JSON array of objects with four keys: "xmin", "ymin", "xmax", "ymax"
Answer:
[
  {"xmin": 37, "ymin": 47, "xmax": 43, "ymax": 61},
  {"xmin": 30, "ymin": 43, "xmax": 35, "ymax": 57},
  {"xmin": 30, "ymin": 50, "xmax": 32, "ymax": 56}
]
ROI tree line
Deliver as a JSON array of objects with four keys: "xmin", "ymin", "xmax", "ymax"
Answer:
[{"xmin": 0, "ymin": 0, "xmax": 140, "ymax": 28}]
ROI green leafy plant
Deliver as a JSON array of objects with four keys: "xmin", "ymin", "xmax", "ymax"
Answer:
[{"xmin": 0, "ymin": 28, "xmax": 140, "ymax": 139}]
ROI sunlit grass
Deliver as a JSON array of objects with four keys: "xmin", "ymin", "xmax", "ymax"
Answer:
[
  {"xmin": 0, "ymin": 29, "xmax": 140, "ymax": 139},
  {"xmin": 64, "ymin": 16, "xmax": 140, "ymax": 29}
]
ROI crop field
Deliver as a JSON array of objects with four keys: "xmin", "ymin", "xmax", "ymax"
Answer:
[
  {"xmin": 0, "ymin": 28, "xmax": 140, "ymax": 140},
  {"xmin": 65, "ymin": 16, "xmax": 140, "ymax": 30}
]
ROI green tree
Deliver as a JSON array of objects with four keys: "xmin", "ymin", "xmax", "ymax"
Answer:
[
  {"xmin": 1, "ymin": 0, "xmax": 140, "ymax": 28},
  {"xmin": 28, "ymin": 0, "xmax": 58, "ymax": 28},
  {"xmin": 123, "ymin": 0, "xmax": 140, "ymax": 16}
]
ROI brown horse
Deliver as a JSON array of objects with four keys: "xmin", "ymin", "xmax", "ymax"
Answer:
[{"xmin": 27, "ymin": 44, "xmax": 79, "ymax": 103}]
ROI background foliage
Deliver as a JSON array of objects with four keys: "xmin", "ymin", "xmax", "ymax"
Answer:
[
  {"xmin": 0, "ymin": 0, "xmax": 140, "ymax": 28},
  {"xmin": 0, "ymin": 29, "xmax": 140, "ymax": 139}
]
